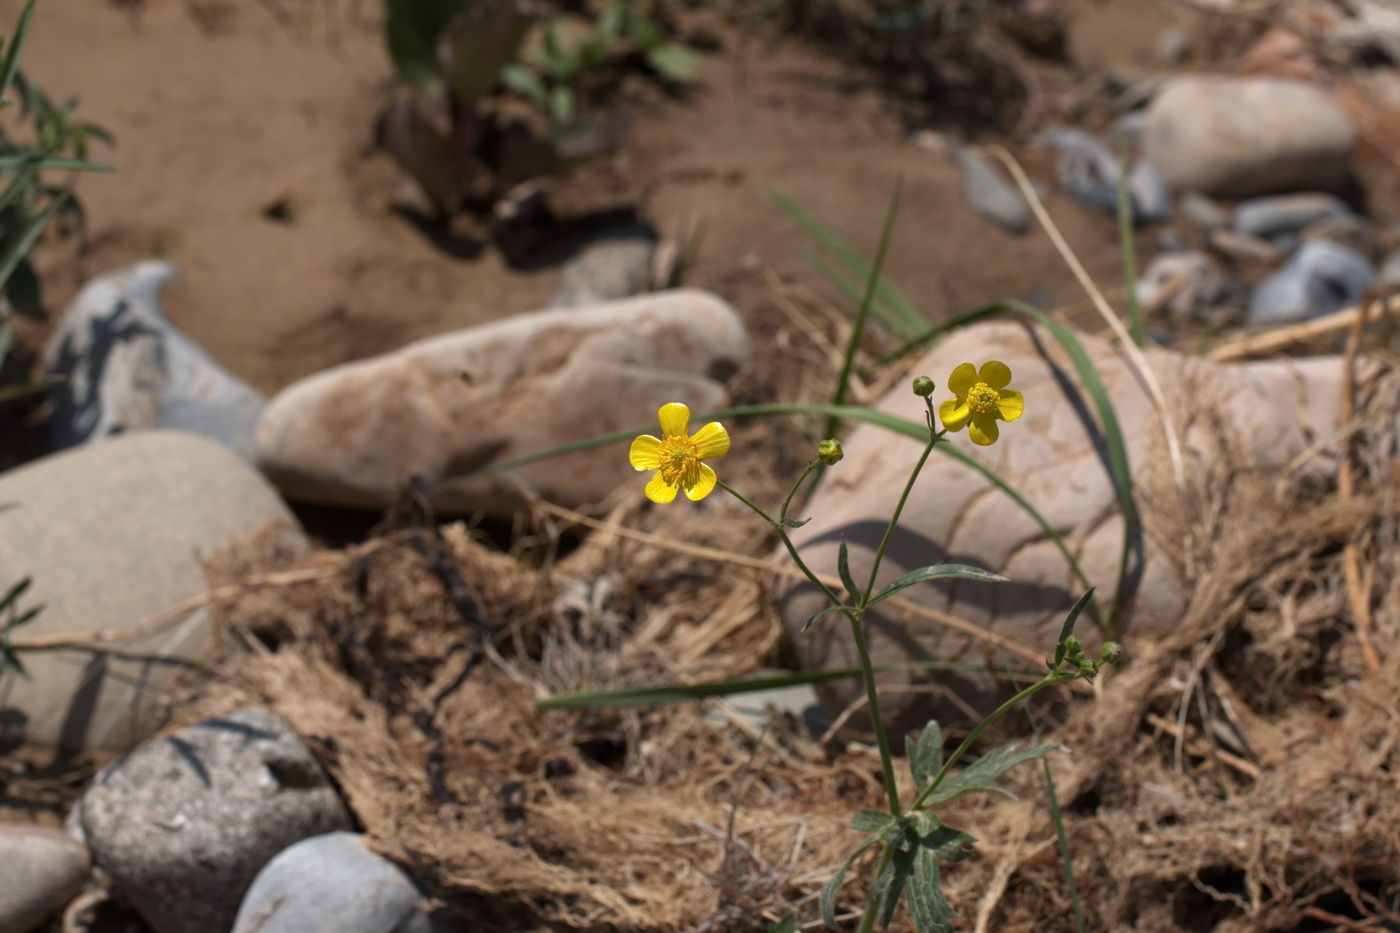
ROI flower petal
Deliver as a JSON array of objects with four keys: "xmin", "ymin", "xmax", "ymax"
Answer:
[
  {"xmin": 645, "ymin": 471, "xmax": 679, "ymax": 503},
  {"xmin": 684, "ymin": 463, "xmax": 718, "ymax": 500},
  {"xmin": 939, "ymin": 399, "xmax": 970, "ymax": 432},
  {"xmin": 692, "ymin": 422, "xmax": 730, "ymax": 460},
  {"xmin": 948, "ymin": 362, "xmax": 977, "ymax": 396},
  {"xmin": 968, "ymin": 414, "xmax": 1000, "ymax": 446},
  {"xmin": 657, "ymin": 402, "xmax": 690, "ymax": 439},
  {"xmin": 995, "ymin": 388, "xmax": 1024, "ymax": 422},
  {"xmin": 978, "ymin": 360, "xmax": 1012, "ymax": 389},
  {"xmin": 629, "ymin": 434, "xmax": 663, "ymax": 470}
]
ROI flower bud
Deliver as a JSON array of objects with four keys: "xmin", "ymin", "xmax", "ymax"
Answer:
[
  {"xmin": 912, "ymin": 375, "xmax": 935, "ymax": 397},
  {"xmin": 1062, "ymin": 635, "xmax": 1083, "ymax": 657},
  {"xmin": 1100, "ymin": 641, "xmax": 1122, "ymax": 665},
  {"xmin": 817, "ymin": 438, "xmax": 844, "ymax": 465}
]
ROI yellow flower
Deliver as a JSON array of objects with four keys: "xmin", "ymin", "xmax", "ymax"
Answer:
[
  {"xmin": 938, "ymin": 360, "xmax": 1024, "ymax": 446},
  {"xmin": 629, "ymin": 403, "xmax": 730, "ymax": 503}
]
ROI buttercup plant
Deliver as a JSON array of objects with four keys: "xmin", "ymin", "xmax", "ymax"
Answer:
[{"xmin": 631, "ymin": 366, "xmax": 1120, "ymax": 932}]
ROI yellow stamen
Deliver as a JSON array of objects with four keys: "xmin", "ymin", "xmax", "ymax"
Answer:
[{"xmin": 967, "ymin": 383, "xmax": 1000, "ymax": 415}]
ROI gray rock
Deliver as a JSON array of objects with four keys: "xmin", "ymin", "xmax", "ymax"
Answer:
[
  {"xmin": 1209, "ymin": 229, "xmax": 1286, "ymax": 265},
  {"xmin": 952, "ymin": 147, "xmax": 1029, "ymax": 234},
  {"xmin": 1136, "ymin": 250, "xmax": 1229, "ymax": 323},
  {"xmin": 1380, "ymin": 251, "xmax": 1400, "ymax": 285},
  {"xmin": 1143, "ymin": 76, "xmax": 1355, "ymax": 197},
  {"xmin": 777, "ymin": 323, "xmax": 1355, "ymax": 736},
  {"xmin": 0, "ymin": 432, "xmax": 305, "ymax": 751},
  {"xmin": 0, "ymin": 824, "xmax": 90, "ymax": 933},
  {"xmin": 1247, "ymin": 239, "xmax": 1374, "ymax": 326},
  {"xmin": 1035, "ymin": 128, "xmax": 1167, "ymax": 223},
  {"xmin": 80, "ymin": 709, "xmax": 354, "ymax": 933},
  {"xmin": 233, "ymin": 832, "xmax": 451, "ymax": 933},
  {"xmin": 1233, "ymin": 192, "xmax": 1351, "ymax": 238},
  {"xmin": 1180, "ymin": 192, "xmax": 1228, "ymax": 232},
  {"xmin": 1301, "ymin": 212, "xmax": 1377, "ymax": 259},
  {"xmin": 256, "ymin": 289, "xmax": 752, "ymax": 518},
  {"xmin": 43, "ymin": 262, "xmax": 266, "ymax": 463},
  {"xmin": 549, "ymin": 225, "xmax": 657, "ymax": 308}
]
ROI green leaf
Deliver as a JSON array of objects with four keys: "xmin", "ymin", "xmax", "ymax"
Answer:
[
  {"xmin": 908, "ymin": 835, "xmax": 957, "ymax": 932},
  {"xmin": 906, "ymin": 721, "xmax": 943, "ymax": 791},
  {"xmin": 925, "ymin": 741, "xmax": 1064, "ymax": 805},
  {"xmin": 0, "ymin": 576, "xmax": 31, "ymax": 610},
  {"xmin": 837, "ymin": 537, "xmax": 862, "ymax": 603},
  {"xmin": 0, "ymin": 0, "xmax": 35, "ymax": 106},
  {"xmin": 768, "ymin": 913, "xmax": 797, "ymax": 933},
  {"xmin": 384, "ymin": 0, "xmax": 469, "ymax": 90},
  {"xmin": 774, "ymin": 516, "xmax": 810, "ymax": 528},
  {"xmin": 869, "ymin": 563, "xmax": 1007, "ymax": 606},
  {"xmin": 436, "ymin": 0, "xmax": 533, "ymax": 105},
  {"xmin": 820, "ymin": 831, "xmax": 886, "ymax": 929},
  {"xmin": 0, "ymin": 189, "xmax": 66, "ymax": 291},
  {"xmin": 876, "ymin": 841, "xmax": 917, "ymax": 928},
  {"xmin": 0, "ymin": 153, "xmax": 111, "ymax": 172},
  {"xmin": 925, "ymin": 822, "xmax": 976, "ymax": 863},
  {"xmin": 801, "ymin": 604, "xmax": 848, "ymax": 633},
  {"xmin": 850, "ymin": 808, "xmax": 898, "ymax": 833},
  {"xmin": 645, "ymin": 42, "xmax": 703, "ymax": 82},
  {"xmin": 549, "ymin": 85, "xmax": 577, "ymax": 126},
  {"xmin": 500, "ymin": 63, "xmax": 547, "ymax": 108},
  {"xmin": 1050, "ymin": 588, "xmax": 1096, "ymax": 670}
]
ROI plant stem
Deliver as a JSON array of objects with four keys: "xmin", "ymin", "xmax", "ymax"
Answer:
[
  {"xmin": 856, "ymin": 844, "xmax": 897, "ymax": 933},
  {"xmin": 862, "ymin": 403, "xmax": 943, "ymax": 598}
]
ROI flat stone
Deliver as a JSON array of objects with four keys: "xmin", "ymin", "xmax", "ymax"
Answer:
[
  {"xmin": 549, "ymin": 225, "xmax": 658, "ymax": 308},
  {"xmin": 233, "ymin": 832, "xmax": 452, "ymax": 933},
  {"xmin": 80, "ymin": 709, "xmax": 354, "ymax": 933},
  {"xmin": 0, "ymin": 823, "xmax": 90, "ymax": 933},
  {"xmin": 0, "ymin": 432, "xmax": 305, "ymax": 751},
  {"xmin": 777, "ymin": 322, "xmax": 1351, "ymax": 736},
  {"xmin": 1233, "ymin": 192, "xmax": 1351, "ymax": 239},
  {"xmin": 256, "ymin": 289, "xmax": 751, "ymax": 517},
  {"xmin": 1143, "ymin": 76, "xmax": 1354, "ymax": 197},
  {"xmin": 43, "ymin": 262, "xmax": 266, "ymax": 463}
]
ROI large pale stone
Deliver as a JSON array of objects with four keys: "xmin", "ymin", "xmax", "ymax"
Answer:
[
  {"xmin": 0, "ymin": 432, "xmax": 305, "ymax": 751},
  {"xmin": 779, "ymin": 322, "xmax": 1348, "ymax": 733},
  {"xmin": 256, "ymin": 289, "xmax": 751, "ymax": 516},
  {"xmin": 1143, "ymin": 76, "xmax": 1354, "ymax": 197},
  {"xmin": 0, "ymin": 824, "xmax": 90, "ymax": 933}
]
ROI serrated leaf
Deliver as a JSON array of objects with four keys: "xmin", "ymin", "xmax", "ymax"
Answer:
[
  {"xmin": 646, "ymin": 42, "xmax": 702, "ymax": 83},
  {"xmin": 1051, "ymin": 587, "xmax": 1097, "ymax": 669},
  {"xmin": 802, "ymin": 604, "xmax": 849, "ymax": 633},
  {"xmin": 849, "ymin": 808, "xmax": 897, "ymax": 833},
  {"xmin": 869, "ymin": 563, "xmax": 1007, "ymax": 606},
  {"xmin": 925, "ymin": 742, "xmax": 1064, "ymax": 805},
  {"xmin": 837, "ymin": 537, "xmax": 862, "ymax": 603},
  {"xmin": 906, "ymin": 720, "xmax": 943, "ymax": 791}
]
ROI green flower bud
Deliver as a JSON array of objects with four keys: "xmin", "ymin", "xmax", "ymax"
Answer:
[
  {"xmin": 1100, "ymin": 641, "xmax": 1122, "ymax": 665},
  {"xmin": 1062, "ymin": 635, "xmax": 1083, "ymax": 657},
  {"xmin": 912, "ymin": 375, "xmax": 935, "ymax": 397},
  {"xmin": 817, "ymin": 438, "xmax": 844, "ymax": 465}
]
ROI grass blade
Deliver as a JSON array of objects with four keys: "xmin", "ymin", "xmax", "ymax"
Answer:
[
  {"xmin": 0, "ymin": 190, "xmax": 66, "ymax": 288},
  {"xmin": 0, "ymin": 0, "xmax": 35, "ymax": 106},
  {"xmin": 1116, "ymin": 148, "xmax": 1144, "ymax": 348}
]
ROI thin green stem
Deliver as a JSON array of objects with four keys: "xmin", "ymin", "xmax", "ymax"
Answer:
[
  {"xmin": 911, "ymin": 671, "xmax": 1072, "ymax": 812},
  {"xmin": 862, "ymin": 403, "xmax": 944, "ymax": 599},
  {"xmin": 856, "ymin": 844, "xmax": 897, "ymax": 933},
  {"xmin": 779, "ymin": 460, "xmax": 821, "ymax": 523}
]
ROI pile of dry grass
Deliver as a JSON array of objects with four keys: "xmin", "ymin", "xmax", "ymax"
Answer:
[{"xmin": 162, "ymin": 344, "xmax": 1400, "ymax": 932}]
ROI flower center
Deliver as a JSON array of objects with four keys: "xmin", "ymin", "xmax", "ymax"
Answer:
[
  {"xmin": 658, "ymin": 436, "xmax": 700, "ymax": 485},
  {"xmin": 966, "ymin": 383, "xmax": 1000, "ymax": 415}
]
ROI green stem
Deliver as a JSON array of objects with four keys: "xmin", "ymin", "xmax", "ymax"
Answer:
[
  {"xmin": 718, "ymin": 479, "xmax": 903, "ymax": 815},
  {"xmin": 779, "ymin": 460, "xmax": 821, "ymax": 523},
  {"xmin": 862, "ymin": 404, "xmax": 943, "ymax": 598},
  {"xmin": 857, "ymin": 844, "xmax": 897, "ymax": 933}
]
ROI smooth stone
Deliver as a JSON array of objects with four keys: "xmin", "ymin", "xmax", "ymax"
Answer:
[
  {"xmin": 1136, "ymin": 250, "xmax": 1229, "ymax": 323},
  {"xmin": 1247, "ymin": 240, "xmax": 1374, "ymax": 326},
  {"xmin": 43, "ymin": 262, "xmax": 266, "ymax": 463},
  {"xmin": 1128, "ymin": 160, "xmax": 1172, "ymax": 224},
  {"xmin": 1143, "ymin": 76, "xmax": 1355, "ymax": 197},
  {"xmin": 256, "ymin": 289, "xmax": 752, "ymax": 517},
  {"xmin": 951, "ymin": 147, "xmax": 1029, "ymax": 233},
  {"xmin": 0, "ymin": 432, "xmax": 305, "ymax": 752},
  {"xmin": 1035, "ymin": 128, "xmax": 1166, "ymax": 223},
  {"xmin": 549, "ymin": 225, "xmax": 658, "ymax": 308},
  {"xmin": 232, "ymin": 832, "xmax": 451, "ymax": 933},
  {"xmin": 1233, "ymin": 192, "xmax": 1351, "ymax": 238},
  {"xmin": 80, "ymin": 709, "xmax": 354, "ymax": 933},
  {"xmin": 1180, "ymin": 192, "xmax": 1228, "ymax": 232},
  {"xmin": 0, "ymin": 824, "xmax": 91, "ymax": 933},
  {"xmin": 777, "ymin": 322, "xmax": 1351, "ymax": 736}
]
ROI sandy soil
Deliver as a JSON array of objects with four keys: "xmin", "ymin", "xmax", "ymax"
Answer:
[{"xmin": 8, "ymin": 0, "xmax": 1136, "ymax": 396}]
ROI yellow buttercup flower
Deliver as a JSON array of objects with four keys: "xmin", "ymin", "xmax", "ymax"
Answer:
[
  {"xmin": 629, "ymin": 403, "xmax": 730, "ymax": 503},
  {"xmin": 938, "ymin": 360, "xmax": 1024, "ymax": 446}
]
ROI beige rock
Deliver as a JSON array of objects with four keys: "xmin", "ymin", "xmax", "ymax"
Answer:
[
  {"xmin": 779, "ymin": 322, "xmax": 1348, "ymax": 734},
  {"xmin": 255, "ymin": 289, "xmax": 752, "ymax": 516},
  {"xmin": 0, "ymin": 431, "xmax": 305, "ymax": 751},
  {"xmin": 0, "ymin": 824, "xmax": 90, "ymax": 933},
  {"xmin": 1143, "ymin": 76, "xmax": 1354, "ymax": 197}
]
